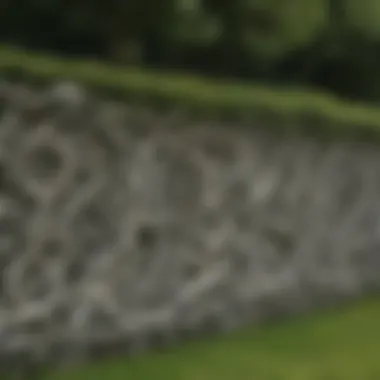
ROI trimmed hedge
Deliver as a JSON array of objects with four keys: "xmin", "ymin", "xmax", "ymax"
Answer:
[{"xmin": 1, "ymin": 45, "xmax": 380, "ymax": 141}]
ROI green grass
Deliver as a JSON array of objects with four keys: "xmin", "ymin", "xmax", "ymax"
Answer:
[
  {"xmin": 42, "ymin": 298, "xmax": 380, "ymax": 380},
  {"xmin": 2, "ymin": 45, "xmax": 380, "ymax": 141}
]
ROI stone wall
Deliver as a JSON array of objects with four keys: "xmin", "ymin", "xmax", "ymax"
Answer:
[{"xmin": 0, "ymin": 82, "xmax": 380, "ymax": 373}]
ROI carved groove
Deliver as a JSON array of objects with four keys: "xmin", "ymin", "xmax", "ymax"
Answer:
[{"xmin": 0, "ymin": 82, "xmax": 379, "ymax": 372}]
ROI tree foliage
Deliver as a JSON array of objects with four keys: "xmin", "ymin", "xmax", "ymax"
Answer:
[{"xmin": 1, "ymin": 0, "xmax": 380, "ymax": 101}]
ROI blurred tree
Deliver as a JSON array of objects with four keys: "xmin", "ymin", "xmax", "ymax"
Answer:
[
  {"xmin": 1, "ymin": 0, "xmax": 380, "ymax": 101},
  {"xmin": 343, "ymin": 0, "xmax": 380, "ymax": 40}
]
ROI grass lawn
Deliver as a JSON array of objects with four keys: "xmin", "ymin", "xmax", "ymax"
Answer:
[{"xmin": 43, "ymin": 298, "xmax": 380, "ymax": 380}]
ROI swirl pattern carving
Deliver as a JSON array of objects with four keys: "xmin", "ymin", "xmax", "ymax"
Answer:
[{"xmin": 0, "ymin": 83, "xmax": 379, "ymax": 370}]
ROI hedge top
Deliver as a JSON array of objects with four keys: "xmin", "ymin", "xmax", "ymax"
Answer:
[{"xmin": 1, "ymin": 45, "xmax": 380, "ymax": 141}]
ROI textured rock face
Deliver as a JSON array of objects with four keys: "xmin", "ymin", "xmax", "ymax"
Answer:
[{"xmin": 0, "ymin": 82, "xmax": 379, "ymax": 368}]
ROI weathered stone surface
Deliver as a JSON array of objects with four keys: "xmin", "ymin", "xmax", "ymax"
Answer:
[{"xmin": 0, "ymin": 82, "xmax": 379, "ymax": 370}]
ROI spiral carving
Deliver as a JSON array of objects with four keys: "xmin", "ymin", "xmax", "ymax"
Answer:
[{"xmin": 0, "ymin": 83, "xmax": 380, "ymax": 370}]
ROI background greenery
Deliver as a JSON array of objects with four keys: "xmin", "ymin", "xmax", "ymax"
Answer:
[{"xmin": 2, "ymin": 0, "xmax": 380, "ymax": 102}]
